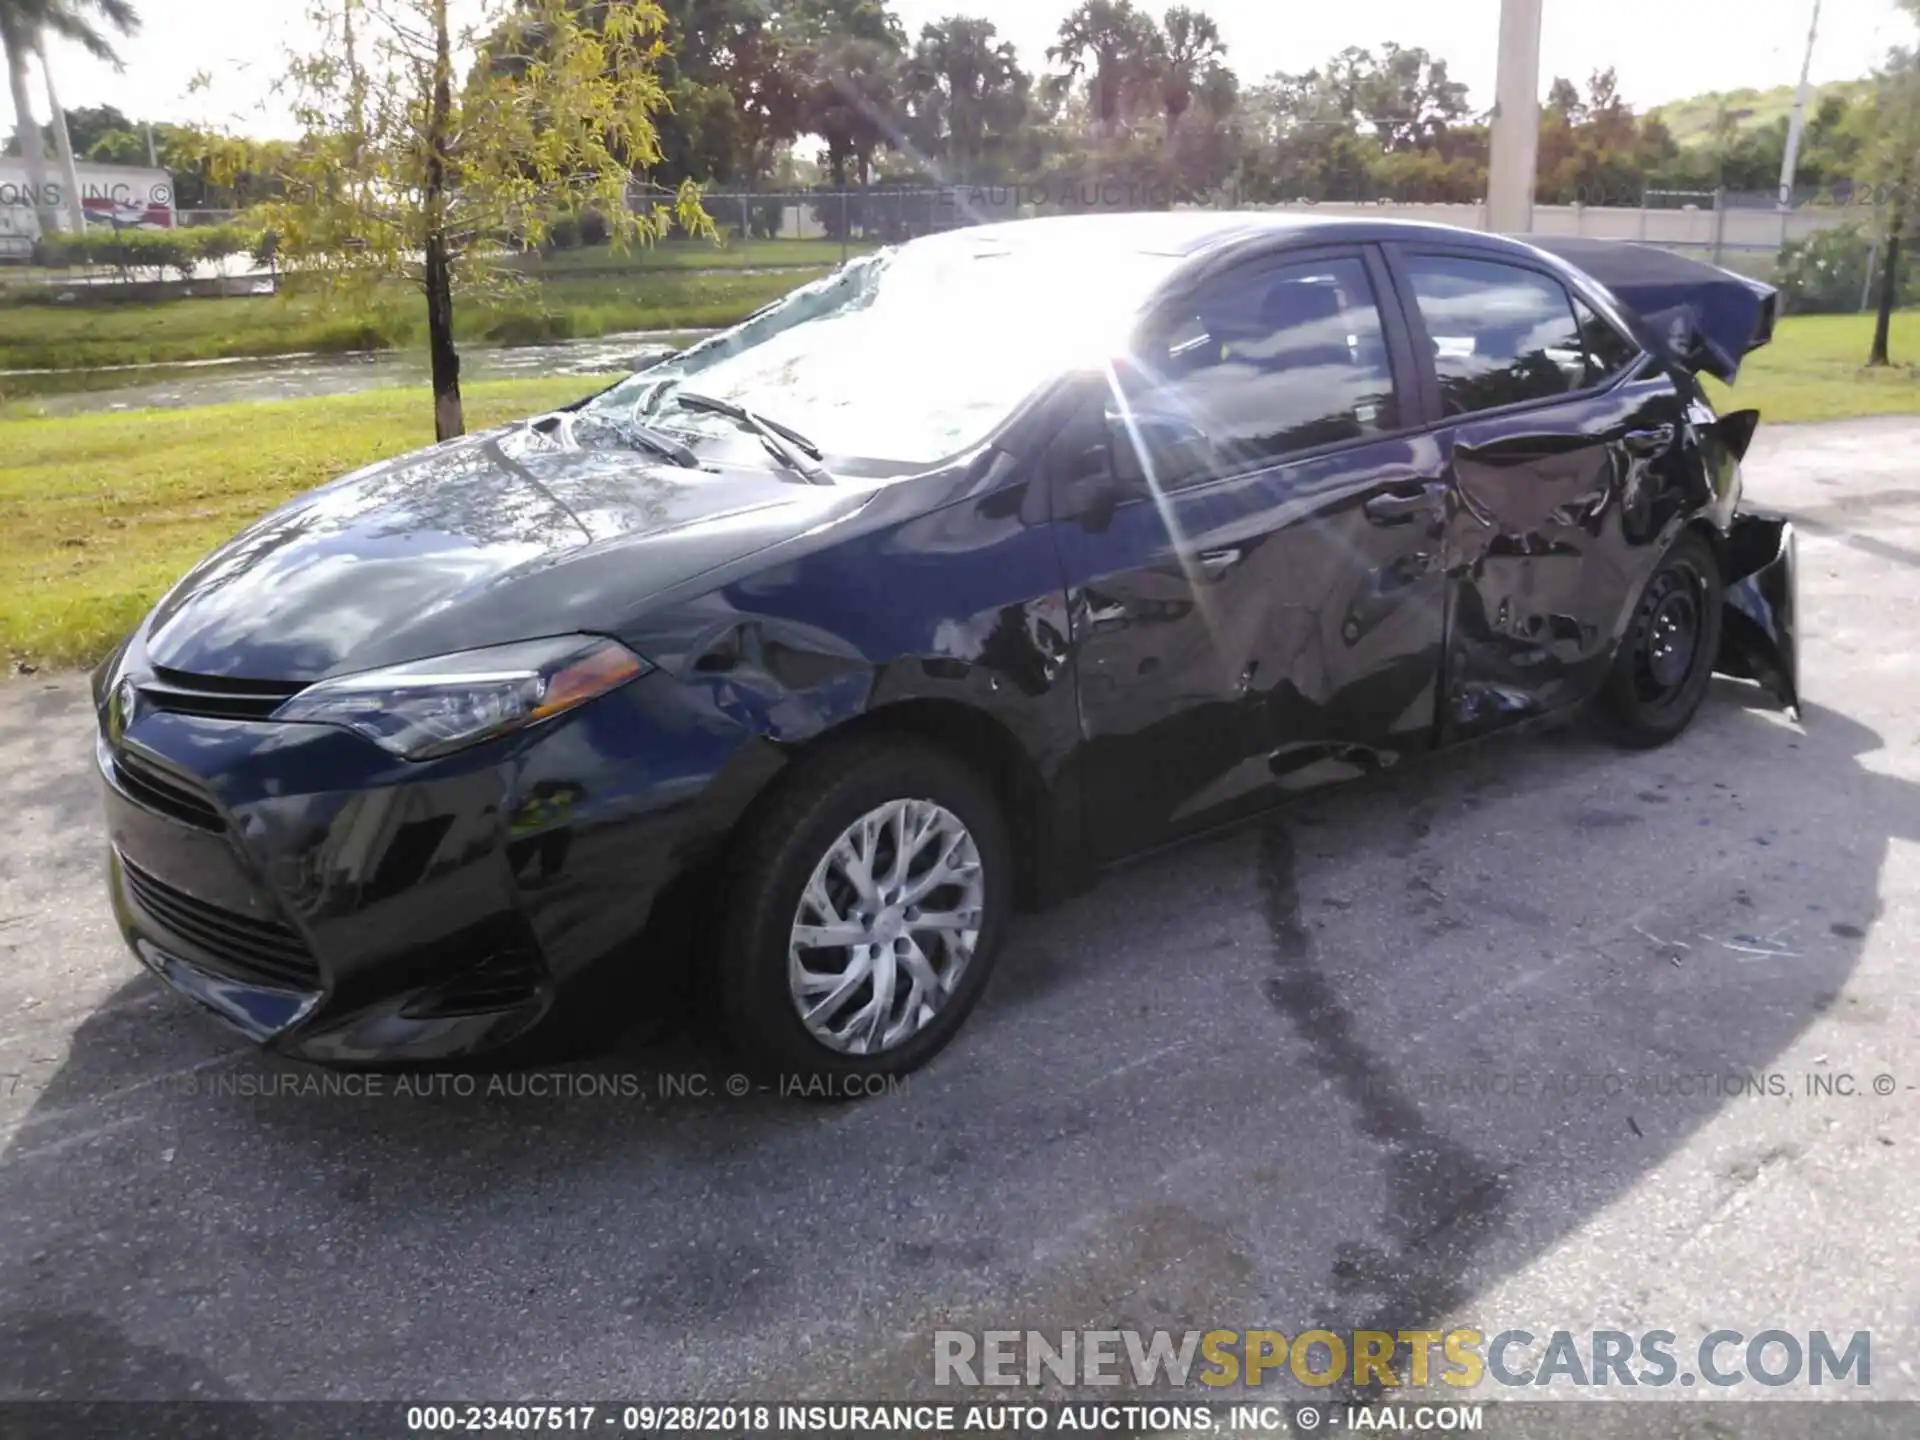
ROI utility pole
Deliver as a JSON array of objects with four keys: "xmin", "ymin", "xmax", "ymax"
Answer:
[
  {"xmin": 1486, "ymin": 0, "xmax": 1544, "ymax": 233},
  {"xmin": 1777, "ymin": 0, "xmax": 1823, "ymax": 230}
]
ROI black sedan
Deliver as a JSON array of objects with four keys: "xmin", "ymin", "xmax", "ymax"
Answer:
[{"xmin": 93, "ymin": 213, "xmax": 1799, "ymax": 1075}]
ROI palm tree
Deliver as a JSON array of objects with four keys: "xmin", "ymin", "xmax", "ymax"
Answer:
[
  {"xmin": 0, "ymin": 3, "xmax": 55, "ymax": 234},
  {"xmin": 0, "ymin": 0, "xmax": 139, "ymax": 236},
  {"xmin": 808, "ymin": 33, "xmax": 901, "ymax": 188},
  {"xmin": 39, "ymin": 31, "xmax": 85, "ymax": 230},
  {"xmin": 785, "ymin": 0, "xmax": 907, "ymax": 190},
  {"xmin": 904, "ymin": 17, "xmax": 1028, "ymax": 181},
  {"xmin": 1047, "ymin": 0, "xmax": 1158, "ymax": 140},
  {"xmin": 1155, "ymin": 6, "xmax": 1225, "ymax": 138}
]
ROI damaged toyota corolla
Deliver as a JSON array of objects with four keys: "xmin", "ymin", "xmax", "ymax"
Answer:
[{"xmin": 93, "ymin": 213, "xmax": 1799, "ymax": 1074}]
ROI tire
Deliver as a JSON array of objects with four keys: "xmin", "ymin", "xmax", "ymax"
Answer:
[
  {"xmin": 1601, "ymin": 531, "xmax": 1725, "ymax": 749},
  {"xmin": 715, "ymin": 737, "xmax": 1013, "ymax": 1084}
]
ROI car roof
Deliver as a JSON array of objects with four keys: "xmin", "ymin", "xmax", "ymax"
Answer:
[{"xmin": 920, "ymin": 210, "xmax": 1552, "ymax": 265}]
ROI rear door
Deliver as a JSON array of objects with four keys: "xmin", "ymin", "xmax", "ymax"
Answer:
[
  {"xmin": 1385, "ymin": 246, "xmax": 1692, "ymax": 740},
  {"xmin": 1052, "ymin": 244, "xmax": 1452, "ymax": 862}
]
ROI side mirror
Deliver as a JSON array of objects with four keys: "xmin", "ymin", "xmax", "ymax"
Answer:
[
  {"xmin": 1106, "ymin": 407, "xmax": 1210, "ymax": 487},
  {"xmin": 1055, "ymin": 443, "xmax": 1122, "ymax": 531}
]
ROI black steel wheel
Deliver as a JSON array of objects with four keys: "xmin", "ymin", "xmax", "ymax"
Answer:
[{"xmin": 1602, "ymin": 532, "xmax": 1724, "ymax": 749}]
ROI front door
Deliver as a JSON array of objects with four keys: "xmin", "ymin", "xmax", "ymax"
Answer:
[{"xmin": 1051, "ymin": 245, "xmax": 1451, "ymax": 863}]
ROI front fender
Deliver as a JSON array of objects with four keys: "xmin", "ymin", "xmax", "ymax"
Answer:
[{"xmin": 1715, "ymin": 509, "xmax": 1799, "ymax": 718}]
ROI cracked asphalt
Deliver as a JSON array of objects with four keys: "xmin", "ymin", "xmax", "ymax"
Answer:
[{"xmin": 1, "ymin": 417, "xmax": 1917, "ymax": 1406}]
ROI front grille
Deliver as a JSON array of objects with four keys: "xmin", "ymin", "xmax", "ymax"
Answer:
[
  {"xmin": 113, "ymin": 748, "xmax": 225, "ymax": 832},
  {"xmin": 121, "ymin": 856, "xmax": 321, "ymax": 992},
  {"xmin": 140, "ymin": 666, "xmax": 307, "ymax": 721}
]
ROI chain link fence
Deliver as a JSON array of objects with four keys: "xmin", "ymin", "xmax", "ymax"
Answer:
[
  {"xmin": 661, "ymin": 181, "xmax": 1887, "ymax": 280},
  {"xmin": 23, "ymin": 181, "xmax": 1899, "ymax": 310},
  {"xmin": 134, "ymin": 181, "xmax": 1899, "ymax": 266}
]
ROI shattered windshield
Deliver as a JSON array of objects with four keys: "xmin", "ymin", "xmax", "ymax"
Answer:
[{"xmin": 585, "ymin": 236, "xmax": 1186, "ymax": 473}]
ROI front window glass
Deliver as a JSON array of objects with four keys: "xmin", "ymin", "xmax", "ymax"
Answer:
[
  {"xmin": 1114, "ymin": 254, "xmax": 1401, "ymax": 488},
  {"xmin": 586, "ymin": 238, "xmax": 1187, "ymax": 474}
]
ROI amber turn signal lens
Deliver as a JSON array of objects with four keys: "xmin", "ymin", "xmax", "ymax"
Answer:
[{"xmin": 531, "ymin": 642, "xmax": 649, "ymax": 721}]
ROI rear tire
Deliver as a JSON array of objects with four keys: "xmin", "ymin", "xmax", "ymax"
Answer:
[
  {"xmin": 1601, "ymin": 531, "xmax": 1724, "ymax": 749},
  {"xmin": 715, "ymin": 738, "xmax": 1012, "ymax": 1086}
]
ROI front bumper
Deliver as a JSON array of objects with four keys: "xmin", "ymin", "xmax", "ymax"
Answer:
[{"xmin": 97, "ymin": 665, "xmax": 777, "ymax": 1066}]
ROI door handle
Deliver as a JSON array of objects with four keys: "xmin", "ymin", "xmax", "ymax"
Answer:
[
  {"xmin": 1195, "ymin": 547, "xmax": 1242, "ymax": 577},
  {"xmin": 1624, "ymin": 424, "xmax": 1676, "ymax": 457},
  {"xmin": 1363, "ymin": 483, "xmax": 1448, "ymax": 527}
]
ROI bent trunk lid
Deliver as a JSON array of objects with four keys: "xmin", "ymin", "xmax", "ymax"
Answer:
[{"xmin": 1526, "ymin": 235, "xmax": 1779, "ymax": 385}]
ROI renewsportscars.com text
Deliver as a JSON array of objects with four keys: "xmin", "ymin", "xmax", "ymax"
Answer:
[{"xmin": 933, "ymin": 1328, "xmax": 1872, "ymax": 1390}]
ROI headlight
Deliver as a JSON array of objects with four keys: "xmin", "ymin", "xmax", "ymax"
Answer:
[
  {"xmin": 273, "ymin": 636, "xmax": 651, "ymax": 760},
  {"xmin": 91, "ymin": 633, "xmax": 133, "ymax": 710}
]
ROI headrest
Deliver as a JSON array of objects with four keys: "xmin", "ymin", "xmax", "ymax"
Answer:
[{"xmin": 1260, "ymin": 280, "xmax": 1344, "ymax": 333}]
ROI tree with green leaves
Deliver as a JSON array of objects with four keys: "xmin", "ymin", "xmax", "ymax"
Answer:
[
  {"xmin": 788, "ymin": 0, "xmax": 907, "ymax": 188},
  {"xmin": 1236, "ymin": 67, "xmax": 1371, "ymax": 202},
  {"xmin": 1047, "ymin": 0, "xmax": 1159, "ymax": 140},
  {"xmin": 1547, "ymin": 76, "xmax": 1584, "ymax": 125},
  {"xmin": 1356, "ymin": 42, "xmax": 1470, "ymax": 153},
  {"xmin": 1537, "ymin": 68, "xmax": 1672, "ymax": 205},
  {"xmin": 1234, "ymin": 43, "xmax": 1478, "ymax": 204},
  {"xmin": 478, "ymin": 0, "xmax": 795, "ymax": 192},
  {"xmin": 48, "ymin": 97, "xmax": 129, "ymax": 153},
  {"xmin": 657, "ymin": 0, "xmax": 809, "ymax": 185},
  {"xmin": 1153, "ymin": 6, "xmax": 1225, "ymax": 140},
  {"xmin": 259, "ymin": 0, "xmax": 709, "ymax": 441},
  {"xmin": 901, "ymin": 16, "xmax": 1029, "ymax": 181}
]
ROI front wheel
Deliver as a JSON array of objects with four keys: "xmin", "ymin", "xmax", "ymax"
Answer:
[
  {"xmin": 715, "ymin": 739, "xmax": 1012, "ymax": 1083},
  {"xmin": 1601, "ymin": 531, "xmax": 1725, "ymax": 749}
]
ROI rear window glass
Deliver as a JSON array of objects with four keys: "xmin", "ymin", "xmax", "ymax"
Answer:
[{"xmin": 1404, "ymin": 255, "xmax": 1589, "ymax": 417}]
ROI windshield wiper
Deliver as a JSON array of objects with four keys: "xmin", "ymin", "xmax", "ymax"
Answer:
[
  {"xmin": 624, "ymin": 421, "xmax": 701, "ymax": 469},
  {"xmin": 541, "ymin": 407, "xmax": 700, "ymax": 469},
  {"xmin": 669, "ymin": 390, "xmax": 835, "ymax": 486},
  {"xmin": 596, "ymin": 398, "xmax": 699, "ymax": 468}
]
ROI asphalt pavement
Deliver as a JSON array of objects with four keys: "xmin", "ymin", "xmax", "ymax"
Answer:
[{"xmin": 1, "ymin": 417, "xmax": 1917, "ymax": 1406}]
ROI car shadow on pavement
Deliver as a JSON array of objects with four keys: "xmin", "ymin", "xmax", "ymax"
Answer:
[{"xmin": 0, "ymin": 685, "xmax": 1911, "ymax": 1399}]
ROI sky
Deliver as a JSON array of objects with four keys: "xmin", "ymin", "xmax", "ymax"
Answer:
[{"xmin": 5, "ymin": 0, "xmax": 1914, "ymax": 143}]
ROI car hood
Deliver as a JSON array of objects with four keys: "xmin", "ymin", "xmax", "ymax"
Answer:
[{"xmin": 143, "ymin": 419, "xmax": 867, "ymax": 681}]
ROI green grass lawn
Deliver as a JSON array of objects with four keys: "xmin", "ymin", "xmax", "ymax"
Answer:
[
  {"xmin": 0, "ymin": 266, "xmax": 825, "ymax": 374},
  {"xmin": 512, "ymin": 270, "xmax": 817, "ymax": 339},
  {"xmin": 1, "ymin": 375, "xmax": 616, "ymax": 670},
  {"xmin": 1706, "ymin": 311, "xmax": 1920, "ymax": 424}
]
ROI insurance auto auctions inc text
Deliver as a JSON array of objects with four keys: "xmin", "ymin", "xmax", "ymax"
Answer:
[{"xmin": 934, "ymin": 1328, "xmax": 1871, "ymax": 1391}]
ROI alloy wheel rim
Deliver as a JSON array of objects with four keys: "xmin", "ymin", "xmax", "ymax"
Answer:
[{"xmin": 787, "ymin": 799, "xmax": 985, "ymax": 1056}]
